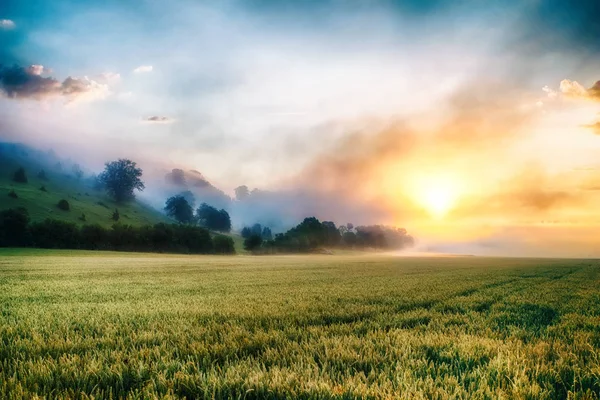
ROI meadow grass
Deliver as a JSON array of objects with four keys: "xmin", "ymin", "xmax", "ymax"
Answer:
[
  {"xmin": 0, "ymin": 251, "xmax": 599, "ymax": 399},
  {"xmin": 0, "ymin": 155, "xmax": 169, "ymax": 228}
]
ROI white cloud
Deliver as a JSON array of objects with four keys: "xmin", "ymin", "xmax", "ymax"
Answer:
[
  {"xmin": 133, "ymin": 65, "xmax": 153, "ymax": 73},
  {"xmin": 560, "ymin": 79, "xmax": 589, "ymax": 98},
  {"xmin": 542, "ymin": 85, "xmax": 557, "ymax": 99},
  {"xmin": 0, "ymin": 19, "xmax": 15, "ymax": 30},
  {"xmin": 27, "ymin": 65, "xmax": 46, "ymax": 76}
]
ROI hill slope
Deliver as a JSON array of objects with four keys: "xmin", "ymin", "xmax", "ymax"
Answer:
[{"xmin": 0, "ymin": 144, "xmax": 170, "ymax": 227}]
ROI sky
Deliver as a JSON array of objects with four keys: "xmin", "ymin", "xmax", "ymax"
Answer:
[{"xmin": 1, "ymin": 0, "xmax": 600, "ymax": 256}]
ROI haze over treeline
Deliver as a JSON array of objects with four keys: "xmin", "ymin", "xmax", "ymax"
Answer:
[{"xmin": 2, "ymin": 0, "xmax": 600, "ymax": 256}]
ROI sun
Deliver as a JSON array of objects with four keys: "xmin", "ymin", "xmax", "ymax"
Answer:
[
  {"xmin": 412, "ymin": 174, "xmax": 462, "ymax": 218},
  {"xmin": 421, "ymin": 185, "xmax": 456, "ymax": 217}
]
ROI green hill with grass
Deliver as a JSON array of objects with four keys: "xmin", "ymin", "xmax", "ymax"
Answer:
[
  {"xmin": 0, "ymin": 143, "xmax": 170, "ymax": 227},
  {"xmin": 0, "ymin": 142, "xmax": 247, "ymax": 252}
]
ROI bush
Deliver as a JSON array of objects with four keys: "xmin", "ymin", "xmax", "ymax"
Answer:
[
  {"xmin": 30, "ymin": 219, "xmax": 80, "ymax": 248},
  {"xmin": 0, "ymin": 207, "xmax": 218, "ymax": 255},
  {"xmin": 0, "ymin": 208, "xmax": 30, "ymax": 247},
  {"xmin": 57, "ymin": 199, "xmax": 70, "ymax": 211},
  {"xmin": 244, "ymin": 234, "xmax": 263, "ymax": 252},
  {"xmin": 12, "ymin": 167, "xmax": 27, "ymax": 183},
  {"xmin": 8, "ymin": 190, "xmax": 17, "ymax": 199},
  {"xmin": 39, "ymin": 185, "xmax": 47, "ymax": 192},
  {"xmin": 79, "ymin": 213, "xmax": 86, "ymax": 222},
  {"xmin": 80, "ymin": 224, "xmax": 109, "ymax": 250},
  {"xmin": 214, "ymin": 234, "xmax": 235, "ymax": 254},
  {"xmin": 112, "ymin": 208, "xmax": 120, "ymax": 221}
]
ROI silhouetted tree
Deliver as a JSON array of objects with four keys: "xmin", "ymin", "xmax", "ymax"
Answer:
[
  {"xmin": 37, "ymin": 170, "xmax": 48, "ymax": 181},
  {"xmin": 234, "ymin": 185, "xmax": 250, "ymax": 201},
  {"xmin": 214, "ymin": 234, "xmax": 235, "ymax": 254},
  {"xmin": 112, "ymin": 209, "xmax": 120, "ymax": 221},
  {"xmin": 164, "ymin": 195, "xmax": 194, "ymax": 224},
  {"xmin": 241, "ymin": 226, "xmax": 252, "ymax": 238},
  {"xmin": 244, "ymin": 234, "xmax": 263, "ymax": 252},
  {"xmin": 196, "ymin": 203, "xmax": 231, "ymax": 232},
  {"xmin": 179, "ymin": 190, "xmax": 196, "ymax": 209},
  {"xmin": 0, "ymin": 208, "xmax": 30, "ymax": 247},
  {"xmin": 262, "ymin": 226, "xmax": 272, "ymax": 240},
  {"xmin": 342, "ymin": 231, "xmax": 357, "ymax": 247},
  {"xmin": 251, "ymin": 223, "xmax": 262, "ymax": 236},
  {"xmin": 72, "ymin": 164, "xmax": 83, "ymax": 180},
  {"xmin": 13, "ymin": 167, "xmax": 27, "ymax": 183},
  {"xmin": 98, "ymin": 159, "xmax": 145, "ymax": 202}
]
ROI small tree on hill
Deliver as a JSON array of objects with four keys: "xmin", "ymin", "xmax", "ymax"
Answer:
[
  {"xmin": 98, "ymin": 159, "xmax": 145, "ymax": 202},
  {"xmin": 13, "ymin": 167, "xmax": 27, "ymax": 183},
  {"xmin": 164, "ymin": 195, "xmax": 194, "ymax": 224},
  {"xmin": 112, "ymin": 208, "xmax": 120, "ymax": 221}
]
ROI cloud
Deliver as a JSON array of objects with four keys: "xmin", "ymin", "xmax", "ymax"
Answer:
[
  {"xmin": 26, "ymin": 65, "xmax": 46, "ymax": 76},
  {"xmin": 560, "ymin": 79, "xmax": 600, "ymax": 101},
  {"xmin": 584, "ymin": 121, "xmax": 600, "ymax": 135},
  {"xmin": 133, "ymin": 65, "xmax": 153, "ymax": 73},
  {"xmin": 95, "ymin": 72, "xmax": 121, "ymax": 84},
  {"xmin": 144, "ymin": 116, "xmax": 171, "ymax": 123},
  {"xmin": 0, "ymin": 65, "xmax": 110, "ymax": 102},
  {"xmin": 0, "ymin": 19, "xmax": 15, "ymax": 30}
]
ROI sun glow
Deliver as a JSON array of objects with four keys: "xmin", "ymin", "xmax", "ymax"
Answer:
[{"xmin": 412, "ymin": 174, "xmax": 462, "ymax": 218}]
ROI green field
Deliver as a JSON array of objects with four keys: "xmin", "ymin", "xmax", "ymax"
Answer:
[{"xmin": 1, "ymin": 251, "xmax": 599, "ymax": 399}]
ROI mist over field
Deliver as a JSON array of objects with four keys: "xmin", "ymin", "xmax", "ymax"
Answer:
[{"xmin": 2, "ymin": 0, "xmax": 600, "ymax": 256}]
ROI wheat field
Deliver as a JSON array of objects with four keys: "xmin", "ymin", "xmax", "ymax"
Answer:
[{"xmin": 1, "ymin": 250, "xmax": 599, "ymax": 399}]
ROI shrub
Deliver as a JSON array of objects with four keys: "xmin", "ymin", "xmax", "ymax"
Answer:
[
  {"xmin": 8, "ymin": 190, "xmax": 17, "ymax": 199},
  {"xmin": 30, "ymin": 219, "xmax": 80, "ymax": 248},
  {"xmin": 57, "ymin": 199, "xmax": 70, "ymax": 211},
  {"xmin": 214, "ymin": 234, "xmax": 235, "ymax": 254},
  {"xmin": 80, "ymin": 224, "xmax": 109, "ymax": 250},
  {"xmin": 39, "ymin": 186, "xmax": 47, "ymax": 192},
  {"xmin": 97, "ymin": 201, "xmax": 109, "ymax": 208},
  {"xmin": 0, "ymin": 208, "xmax": 30, "ymax": 247},
  {"xmin": 112, "ymin": 209, "xmax": 120, "ymax": 221},
  {"xmin": 79, "ymin": 213, "xmax": 86, "ymax": 222},
  {"xmin": 13, "ymin": 167, "xmax": 27, "ymax": 183}
]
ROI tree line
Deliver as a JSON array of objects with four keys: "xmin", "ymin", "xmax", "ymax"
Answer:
[
  {"xmin": 0, "ymin": 208, "xmax": 235, "ymax": 254},
  {"xmin": 164, "ymin": 195, "xmax": 231, "ymax": 232},
  {"xmin": 241, "ymin": 218, "xmax": 414, "ymax": 253}
]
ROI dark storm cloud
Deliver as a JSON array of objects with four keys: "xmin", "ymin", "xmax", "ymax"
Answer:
[
  {"xmin": 0, "ymin": 65, "xmax": 60, "ymax": 99},
  {"xmin": 0, "ymin": 64, "xmax": 108, "ymax": 101}
]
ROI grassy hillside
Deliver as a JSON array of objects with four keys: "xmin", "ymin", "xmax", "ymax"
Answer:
[
  {"xmin": 0, "ymin": 148, "xmax": 170, "ymax": 227},
  {"xmin": 0, "ymin": 144, "xmax": 247, "ymax": 251},
  {"xmin": 0, "ymin": 252, "xmax": 599, "ymax": 398}
]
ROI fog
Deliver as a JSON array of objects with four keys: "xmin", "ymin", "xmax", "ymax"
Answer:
[{"xmin": 2, "ymin": 0, "xmax": 600, "ymax": 255}]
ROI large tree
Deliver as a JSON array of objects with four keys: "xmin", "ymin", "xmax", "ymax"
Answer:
[
  {"xmin": 98, "ymin": 159, "xmax": 145, "ymax": 202},
  {"xmin": 164, "ymin": 195, "xmax": 194, "ymax": 224}
]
